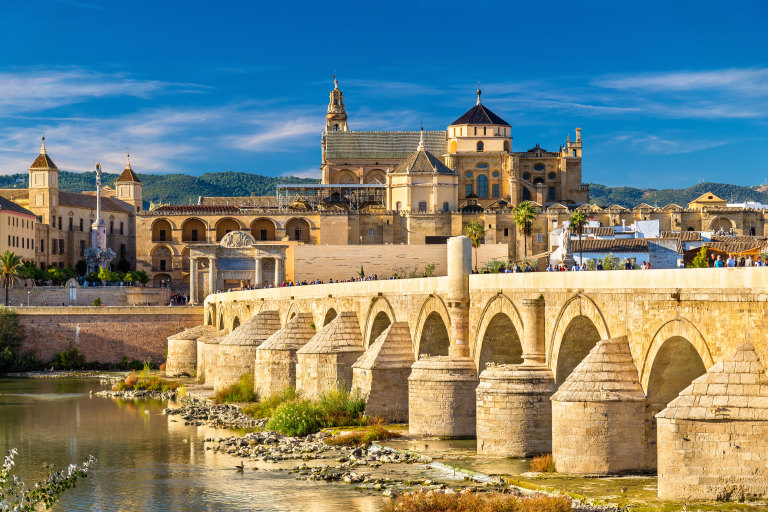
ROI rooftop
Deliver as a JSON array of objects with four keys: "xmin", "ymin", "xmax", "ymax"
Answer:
[{"xmin": 324, "ymin": 131, "xmax": 446, "ymax": 160}]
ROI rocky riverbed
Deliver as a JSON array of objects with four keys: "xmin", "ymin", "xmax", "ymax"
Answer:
[{"xmin": 163, "ymin": 396, "xmax": 268, "ymax": 429}]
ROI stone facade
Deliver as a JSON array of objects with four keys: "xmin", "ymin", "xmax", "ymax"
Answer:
[
  {"xmin": 213, "ymin": 310, "xmax": 280, "ymax": 393},
  {"xmin": 17, "ymin": 306, "xmax": 202, "ymax": 363},
  {"xmin": 196, "ymin": 329, "xmax": 226, "ymax": 384},
  {"xmin": 551, "ymin": 336, "xmax": 646, "ymax": 475},
  {"xmin": 657, "ymin": 342, "xmax": 768, "ymax": 501},
  {"xmin": 165, "ymin": 325, "xmax": 220, "ymax": 377}
]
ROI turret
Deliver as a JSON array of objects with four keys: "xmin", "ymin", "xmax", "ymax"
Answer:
[
  {"xmin": 115, "ymin": 153, "xmax": 143, "ymax": 212},
  {"xmin": 563, "ymin": 128, "xmax": 582, "ymax": 158}
]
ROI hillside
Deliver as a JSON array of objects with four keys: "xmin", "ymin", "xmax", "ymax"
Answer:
[{"xmin": 0, "ymin": 170, "xmax": 764, "ymax": 209}]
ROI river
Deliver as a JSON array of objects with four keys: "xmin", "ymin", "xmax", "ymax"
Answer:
[{"xmin": 0, "ymin": 378, "xmax": 384, "ymax": 511}]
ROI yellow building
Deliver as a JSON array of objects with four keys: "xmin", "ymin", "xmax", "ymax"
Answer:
[
  {"xmin": 0, "ymin": 196, "xmax": 36, "ymax": 261},
  {"xmin": 688, "ymin": 192, "xmax": 727, "ymax": 211}
]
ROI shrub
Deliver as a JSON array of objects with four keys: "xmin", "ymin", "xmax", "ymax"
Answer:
[
  {"xmin": 113, "ymin": 369, "xmax": 180, "ymax": 392},
  {"xmin": 530, "ymin": 453, "xmax": 556, "ymax": 473},
  {"xmin": 50, "ymin": 342, "xmax": 86, "ymax": 370},
  {"xmin": 214, "ymin": 373, "xmax": 258, "ymax": 403},
  {"xmin": 688, "ymin": 246, "xmax": 709, "ymax": 268},
  {"xmin": 325, "ymin": 424, "xmax": 401, "ymax": 447},
  {"xmin": 242, "ymin": 387, "xmax": 297, "ymax": 418},
  {"xmin": 380, "ymin": 492, "xmax": 572, "ymax": 512},
  {"xmin": 266, "ymin": 399, "xmax": 323, "ymax": 436},
  {"xmin": 92, "ymin": 298, "xmax": 102, "ymax": 306}
]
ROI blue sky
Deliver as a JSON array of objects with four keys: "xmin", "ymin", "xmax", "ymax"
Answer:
[{"xmin": 0, "ymin": 0, "xmax": 766, "ymax": 188}]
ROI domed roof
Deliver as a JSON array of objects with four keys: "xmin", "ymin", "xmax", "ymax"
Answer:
[
  {"xmin": 30, "ymin": 137, "xmax": 57, "ymax": 170},
  {"xmin": 450, "ymin": 90, "xmax": 509, "ymax": 126}
]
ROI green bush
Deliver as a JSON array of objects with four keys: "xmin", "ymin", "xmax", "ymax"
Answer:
[
  {"xmin": 49, "ymin": 342, "xmax": 86, "ymax": 370},
  {"xmin": 688, "ymin": 246, "xmax": 709, "ymax": 268},
  {"xmin": 265, "ymin": 388, "xmax": 367, "ymax": 436},
  {"xmin": 242, "ymin": 387, "xmax": 297, "ymax": 418},
  {"xmin": 380, "ymin": 492, "xmax": 572, "ymax": 512},
  {"xmin": 92, "ymin": 297, "xmax": 102, "ymax": 306},
  {"xmin": 214, "ymin": 373, "xmax": 258, "ymax": 403}
]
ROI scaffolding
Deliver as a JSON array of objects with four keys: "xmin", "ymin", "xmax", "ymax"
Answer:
[{"xmin": 275, "ymin": 184, "xmax": 387, "ymax": 211}]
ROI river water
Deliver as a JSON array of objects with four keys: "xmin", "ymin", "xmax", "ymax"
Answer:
[{"xmin": 0, "ymin": 378, "xmax": 384, "ymax": 511}]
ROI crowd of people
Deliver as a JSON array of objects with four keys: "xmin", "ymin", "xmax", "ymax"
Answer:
[{"xmin": 710, "ymin": 254, "xmax": 766, "ymax": 267}]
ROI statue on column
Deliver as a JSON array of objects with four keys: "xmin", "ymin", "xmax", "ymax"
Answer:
[{"xmin": 84, "ymin": 163, "xmax": 116, "ymax": 274}]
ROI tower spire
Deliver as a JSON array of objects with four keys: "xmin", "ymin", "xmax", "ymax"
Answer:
[
  {"xmin": 40, "ymin": 135, "xmax": 47, "ymax": 155},
  {"xmin": 476, "ymin": 84, "xmax": 482, "ymax": 106},
  {"xmin": 126, "ymin": 151, "xmax": 132, "ymax": 170},
  {"xmin": 417, "ymin": 124, "xmax": 425, "ymax": 151},
  {"xmin": 326, "ymin": 75, "xmax": 348, "ymax": 132}
]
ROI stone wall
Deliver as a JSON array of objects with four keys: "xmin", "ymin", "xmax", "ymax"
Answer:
[
  {"xmin": 292, "ymin": 243, "xmax": 508, "ymax": 283},
  {"xmin": 6, "ymin": 285, "xmax": 170, "ymax": 307},
  {"xmin": 16, "ymin": 306, "xmax": 203, "ymax": 363}
]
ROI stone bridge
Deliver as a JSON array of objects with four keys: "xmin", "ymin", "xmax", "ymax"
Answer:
[{"xmin": 196, "ymin": 237, "xmax": 768, "ymax": 500}]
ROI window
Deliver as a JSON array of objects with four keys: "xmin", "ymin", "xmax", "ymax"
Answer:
[
  {"xmin": 476, "ymin": 163, "xmax": 489, "ymax": 169},
  {"xmin": 79, "ymin": 219, "xmax": 83, "ymax": 231},
  {"xmin": 476, "ymin": 141, "xmax": 484, "ymax": 152},
  {"xmin": 504, "ymin": 228, "xmax": 509, "ymax": 237},
  {"xmin": 260, "ymin": 229, "xmax": 267, "ymax": 241},
  {"xmin": 40, "ymin": 240, "xmax": 44, "ymax": 252},
  {"xmin": 120, "ymin": 244, "xmax": 126, "ymax": 257},
  {"xmin": 474, "ymin": 127, "xmax": 477, "ymax": 135},
  {"xmin": 51, "ymin": 239, "xmax": 56, "ymax": 253},
  {"xmin": 69, "ymin": 218, "xmax": 73, "ymax": 231},
  {"xmin": 548, "ymin": 186, "xmax": 556, "ymax": 201},
  {"xmin": 80, "ymin": 241, "xmax": 85, "ymax": 257},
  {"xmin": 534, "ymin": 163, "xmax": 545, "ymax": 171},
  {"xmin": 465, "ymin": 171, "xmax": 472, "ymax": 178},
  {"xmin": 492, "ymin": 184, "xmax": 500, "ymax": 198},
  {"xmin": 442, "ymin": 201, "xmax": 449, "ymax": 212},
  {"xmin": 395, "ymin": 201, "xmax": 402, "ymax": 211},
  {"xmin": 418, "ymin": 201, "xmax": 427, "ymax": 213},
  {"xmin": 191, "ymin": 229, "xmax": 198, "ymax": 241},
  {"xmin": 477, "ymin": 175, "xmax": 488, "ymax": 198},
  {"xmin": 522, "ymin": 172, "xmax": 531, "ymax": 181},
  {"xmin": 537, "ymin": 233, "xmax": 543, "ymax": 243},
  {"xmin": 573, "ymin": 150, "xmax": 577, "ymax": 157},
  {"xmin": 294, "ymin": 229, "xmax": 301, "ymax": 240},
  {"xmin": 159, "ymin": 229, "xmax": 166, "ymax": 241},
  {"xmin": 59, "ymin": 239, "xmax": 64, "ymax": 254},
  {"xmin": 160, "ymin": 259, "xmax": 167, "ymax": 271},
  {"xmin": 368, "ymin": 229, "xmax": 374, "ymax": 237},
  {"xmin": 110, "ymin": 221, "xmax": 114, "ymax": 234},
  {"xmin": 492, "ymin": 171, "xmax": 499, "ymax": 177},
  {"xmin": 120, "ymin": 222, "xmax": 124, "ymax": 235},
  {"xmin": 465, "ymin": 184, "xmax": 473, "ymax": 196},
  {"xmin": 548, "ymin": 172, "xmax": 556, "ymax": 180},
  {"xmin": 58, "ymin": 217, "xmax": 62, "ymax": 230},
  {"xmin": 31, "ymin": 240, "xmax": 34, "ymax": 250}
]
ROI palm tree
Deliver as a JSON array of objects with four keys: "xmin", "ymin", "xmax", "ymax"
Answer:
[
  {"xmin": 512, "ymin": 201, "xmax": 537, "ymax": 259},
  {"xmin": 0, "ymin": 251, "xmax": 23, "ymax": 307},
  {"xmin": 464, "ymin": 219, "xmax": 485, "ymax": 271},
  {"xmin": 569, "ymin": 210, "xmax": 588, "ymax": 266}
]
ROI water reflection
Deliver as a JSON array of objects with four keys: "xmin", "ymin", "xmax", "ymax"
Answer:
[{"xmin": 0, "ymin": 378, "xmax": 383, "ymax": 511}]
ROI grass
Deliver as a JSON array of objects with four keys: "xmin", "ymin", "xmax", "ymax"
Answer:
[
  {"xmin": 241, "ymin": 387, "xmax": 297, "ymax": 418},
  {"xmin": 324, "ymin": 424, "xmax": 401, "ymax": 447},
  {"xmin": 380, "ymin": 492, "xmax": 572, "ymax": 512},
  {"xmin": 113, "ymin": 366, "xmax": 180, "ymax": 392},
  {"xmin": 530, "ymin": 454, "xmax": 556, "ymax": 473},
  {"xmin": 265, "ymin": 388, "xmax": 367, "ymax": 437},
  {"xmin": 214, "ymin": 373, "xmax": 258, "ymax": 403}
]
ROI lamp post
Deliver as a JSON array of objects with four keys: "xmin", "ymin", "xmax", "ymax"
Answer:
[{"xmin": 27, "ymin": 289, "xmax": 30, "ymax": 307}]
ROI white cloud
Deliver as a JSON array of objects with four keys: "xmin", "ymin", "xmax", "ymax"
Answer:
[
  {"xmin": 282, "ymin": 168, "xmax": 321, "ymax": 179},
  {"xmin": 229, "ymin": 116, "xmax": 321, "ymax": 152},
  {"xmin": 595, "ymin": 68, "xmax": 768, "ymax": 95},
  {"xmin": 610, "ymin": 133, "xmax": 731, "ymax": 155}
]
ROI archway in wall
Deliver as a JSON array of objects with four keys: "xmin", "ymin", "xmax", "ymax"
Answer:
[
  {"xmin": 522, "ymin": 187, "xmax": 532, "ymax": 201},
  {"xmin": 449, "ymin": 140, "xmax": 457, "ymax": 153},
  {"xmin": 323, "ymin": 308, "xmax": 337, "ymax": 326},
  {"xmin": 151, "ymin": 218, "xmax": 173, "ymax": 242},
  {"xmin": 181, "ymin": 218, "xmax": 207, "ymax": 242},
  {"xmin": 286, "ymin": 218, "xmax": 311, "ymax": 242},
  {"xmin": 250, "ymin": 218, "xmax": 276, "ymax": 241},
  {"xmin": 334, "ymin": 170, "xmax": 357, "ymax": 184},
  {"xmin": 151, "ymin": 245, "xmax": 172, "ymax": 272},
  {"xmin": 152, "ymin": 273, "xmax": 172, "ymax": 288},
  {"xmin": 232, "ymin": 317, "xmax": 240, "ymax": 330},
  {"xmin": 645, "ymin": 336, "xmax": 706, "ymax": 468},
  {"xmin": 418, "ymin": 312, "xmax": 449, "ymax": 357},
  {"xmin": 368, "ymin": 311, "xmax": 392, "ymax": 345},
  {"xmin": 216, "ymin": 218, "xmax": 242, "ymax": 241},
  {"xmin": 710, "ymin": 217, "xmax": 734, "ymax": 232},
  {"xmin": 181, "ymin": 247, "xmax": 190, "ymax": 271},
  {"xmin": 365, "ymin": 170, "xmax": 386, "ymax": 184},
  {"xmin": 478, "ymin": 313, "xmax": 523, "ymax": 370},
  {"xmin": 555, "ymin": 315, "xmax": 601, "ymax": 386}
]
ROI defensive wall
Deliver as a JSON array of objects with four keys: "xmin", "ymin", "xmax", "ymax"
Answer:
[{"xmin": 16, "ymin": 306, "xmax": 203, "ymax": 363}]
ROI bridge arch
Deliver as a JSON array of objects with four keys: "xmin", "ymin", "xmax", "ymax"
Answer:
[
  {"xmin": 473, "ymin": 294, "xmax": 524, "ymax": 371},
  {"xmin": 323, "ymin": 307, "xmax": 337, "ymax": 326},
  {"xmin": 413, "ymin": 294, "xmax": 451, "ymax": 358},
  {"xmin": 363, "ymin": 297, "xmax": 396, "ymax": 348},
  {"xmin": 549, "ymin": 294, "xmax": 610, "ymax": 385},
  {"xmin": 284, "ymin": 302, "xmax": 300, "ymax": 325},
  {"xmin": 232, "ymin": 316, "xmax": 240, "ymax": 330}
]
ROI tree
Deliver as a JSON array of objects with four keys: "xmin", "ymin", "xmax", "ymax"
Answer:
[
  {"xmin": 463, "ymin": 219, "xmax": 485, "ymax": 271},
  {"xmin": 117, "ymin": 258, "xmax": 131, "ymax": 273},
  {"xmin": 97, "ymin": 267, "xmax": 110, "ymax": 285},
  {"xmin": 18, "ymin": 261, "xmax": 42, "ymax": 281},
  {"xmin": 568, "ymin": 210, "xmax": 588, "ymax": 266},
  {"xmin": 688, "ymin": 247, "xmax": 709, "ymax": 268},
  {"xmin": 134, "ymin": 270, "xmax": 150, "ymax": 284},
  {"xmin": 75, "ymin": 259, "xmax": 87, "ymax": 276},
  {"xmin": 512, "ymin": 201, "xmax": 537, "ymax": 259},
  {"xmin": 0, "ymin": 251, "xmax": 22, "ymax": 307}
]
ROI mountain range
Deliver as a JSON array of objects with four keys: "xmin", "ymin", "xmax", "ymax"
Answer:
[{"xmin": 0, "ymin": 171, "xmax": 764, "ymax": 210}]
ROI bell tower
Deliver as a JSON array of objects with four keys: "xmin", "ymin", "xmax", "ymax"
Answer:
[
  {"xmin": 326, "ymin": 76, "xmax": 348, "ymax": 132},
  {"xmin": 115, "ymin": 153, "xmax": 143, "ymax": 212},
  {"xmin": 28, "ymin": 136, "xmax": 59, "ymax": 224}
]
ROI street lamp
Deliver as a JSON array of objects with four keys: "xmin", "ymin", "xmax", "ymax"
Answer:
[{"xmin": 27, "ymin": 289, "xmax": 30, "ymax": 307}]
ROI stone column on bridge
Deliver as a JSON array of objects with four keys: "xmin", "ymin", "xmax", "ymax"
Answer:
[
  {"xmin": 208, "ymin": 256, "xmax": 217, "ymax": 295},
  {"xmin": 189, "ymin": 256, "xmax": 199, "ymax": 304},
  {"xmin": 476, "ymin": 296, "xmax": 556, "ymax": 457},
  {"xmin": 408, "ymin": 236, "xmax": 479, "ymax": 438},
  {"xmin": 274, "ymin": 256, "xmax": 283, "ymax": 286},
  {"xmin": 254, "ymin": 257, "xmax": 263, "ymax": 288}
]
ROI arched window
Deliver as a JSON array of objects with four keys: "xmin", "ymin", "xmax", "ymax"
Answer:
[
  {"xmin": 476, "ymin": 141, "xmax": 484, "ymax": 152},
  {"xmin": 334, "ymin": 124, "xmax": 339, "ymax": 131},
  {"xmin": 477, "ymin": 175, "xmax": 489, "ymax": 198},
  {"xmin": 503, "ymin": 140, "xmax": 509, "ymax": 152}
]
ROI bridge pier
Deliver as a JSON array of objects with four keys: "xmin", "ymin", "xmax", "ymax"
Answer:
[
  {"xmin": 254, "ymin": 312, "xmax": 315, "ymax": 397},
  {"xmin": 476, "ymin": 297, "xmax": 556, "ymax": 456},
  {"xmin": 409, "ymin": 236, "xmax": 478, "ymax": 437}
]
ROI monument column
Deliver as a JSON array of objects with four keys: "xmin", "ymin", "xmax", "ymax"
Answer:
[
  {"xmin": 189, "ymin": 256, "xmax": 198, "ymax": 304},
  {"xmin": 521, "ymin": 298, "xmax": 546, "ymax": 365},
  {"xmin": 208, "ymin": 256, "xmax": 217, "ymax": 295},
  {"xmin": 254, "ymin": 257, "xmax": 263, "ymax": 287},
  {"xmin": 274, "ymin": 257, "xmax": 283, "ymax": 286},
  {"xmin": 408, "ymin": 235, "xmax": 478, "ymax": 438}
]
